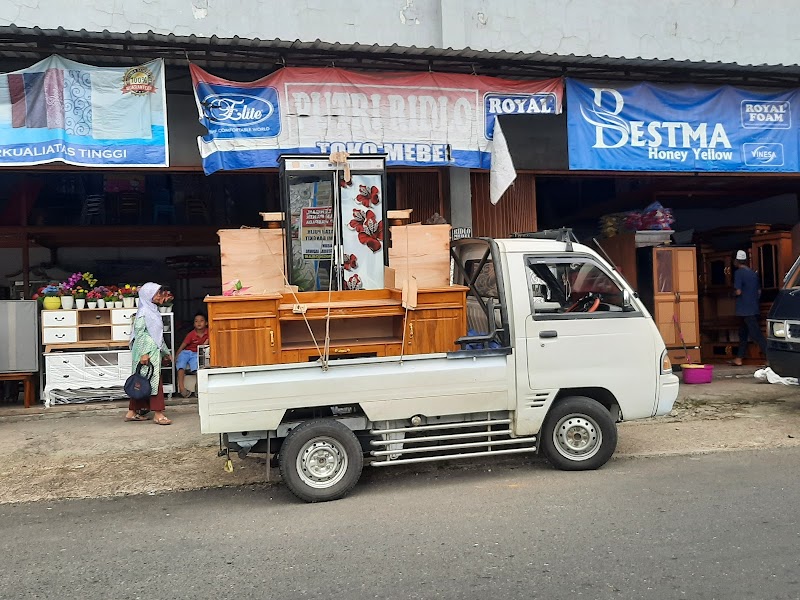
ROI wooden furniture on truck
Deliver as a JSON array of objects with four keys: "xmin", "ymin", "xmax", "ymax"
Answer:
[{"xmin": 205, "ymin": 287, "xmax": 468, "ymax": 368}]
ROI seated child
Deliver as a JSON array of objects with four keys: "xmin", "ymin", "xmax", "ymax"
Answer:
[{"xmin": 176, "ymin": 312, "xmax": 209, "ymax": 398}]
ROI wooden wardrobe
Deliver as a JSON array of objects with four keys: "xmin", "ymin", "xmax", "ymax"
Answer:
[{"xmin": 637, "ymin": 246, "xmax": 700, "ymax": 365}]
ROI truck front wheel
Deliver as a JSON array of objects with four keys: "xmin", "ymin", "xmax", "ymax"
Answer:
[
  {"xmin": 279, "ymin": 418, "xmax": 364, "ymax": 502},
  {"xmin": 541, "ymin": 396, "xmax": 617, "ymax": 471}
]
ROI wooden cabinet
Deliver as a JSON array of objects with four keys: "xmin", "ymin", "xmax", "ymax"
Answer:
[
  {"xmin": 405, "ymin": 310, "xmax": 463, "ymax": 354},
  {"xmin": 404, "ymin": 288, "xmax": 468, "ymax": 355},
  {"xmin": 206, "ymin": 296, "xmax": 281, "ymax": 367},
  {"xmin": 206, "ymin": 287, "xmax": 468, "ymax": 368},
  {"xmin": 637, "ymin": 246, "xmax": 700, "ymax": 364},
  {"xmin": 752, "ymin": 231, "xmax": 794, "ymax": 301}
]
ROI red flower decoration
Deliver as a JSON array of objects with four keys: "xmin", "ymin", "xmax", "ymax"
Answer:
[
  {"xmin": 344, "ymin": 274, "xmax": 363, "ymax": 290},
  {"xmin": 339, "ymin": 178, "xmax": 352, "ymax": 188},
  {"xmin": 343, "ymin": 253, "xmax": 358, "ymax": 271},
  {"xmin": 358, "ymin": 210, "xmax": 383, "ymax": 252},
  {"xmin": 349, "ymin": 208, "xmax": 366, "ymax": 232},
  {"xmin": 355, "ymin": 185, "xmax": 380, "ymax": 207}
]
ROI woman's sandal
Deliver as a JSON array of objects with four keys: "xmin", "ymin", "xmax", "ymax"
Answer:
[
  {"xmin": 124, "ymin": 414, "xmax": 150, "ymax": 422},
  {"xmin": 154, "ymin": 416, "xmax": 172, "ymax": 426}
]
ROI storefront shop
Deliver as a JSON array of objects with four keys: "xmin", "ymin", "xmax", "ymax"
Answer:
[{"xmin": 507, "ymin": 78, "xmax": 800, "ymax": 366}]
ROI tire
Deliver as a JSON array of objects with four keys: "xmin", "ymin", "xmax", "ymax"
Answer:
[
  {"xmin": 540, "ymin": 396, "xmax": 617, "ymax": 471},
  {"xmin": 278, "ymin": 418, "xmax": 364, "ymax": 503}
]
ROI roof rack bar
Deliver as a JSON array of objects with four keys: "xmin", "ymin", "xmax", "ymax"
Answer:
[{"xmin": 511, "ymin": 227, "xmax": 577, "ymax": 251}]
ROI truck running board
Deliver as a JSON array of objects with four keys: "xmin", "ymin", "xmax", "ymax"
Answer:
[
  {"xmin": 370, "ymin": 446, "xmax": 537, "ymax": 467},
  {"xmin": 368, "ymin": 416, "xmax": 536, "ymax": 467}
]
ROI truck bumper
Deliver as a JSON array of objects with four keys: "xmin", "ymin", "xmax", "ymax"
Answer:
[{"xmin": 654, "ymin": 373, "xmax": 680, "ymax": 417}]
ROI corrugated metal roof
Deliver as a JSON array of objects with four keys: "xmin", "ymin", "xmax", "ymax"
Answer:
[{"xmin": 0, "ymin": 24, "xmax": 799, "ymax": 84}]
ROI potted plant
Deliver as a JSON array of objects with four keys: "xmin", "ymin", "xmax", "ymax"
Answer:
[
  {"xmin": 33, "ymin": 284, "xmax": 62, "ymax": 310},
  {"xmin": 102, "ymin": 285, "xmax": 119, "ymax": 308},
  {"xmin": 160, "ymin": 291, "xmax": 174, "ymax": 313},
  {"xmin": 86, "ymin": 289, "xmax": 102, "ymax": 309},
  {"xmin": 73, "ymin": 286, "xmax": 88, "ymax": 309},
  {"xmin": 59, "ymin": 272, "xmax": 82, "ymax": 310},
  {"xmin": 93, "ymin": 286, "xmax": 108, "ymax": 308},
  {"xmin": 82, "ymin": 272, "xmax": 97, "ymax": 289},
  {"xmin": 119, "ymin": 284, "xmax": 137, "ymax": 308}
]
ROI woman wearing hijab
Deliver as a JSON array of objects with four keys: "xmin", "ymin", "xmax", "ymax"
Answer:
[{"xmin": 125, "ymin": 282, "xmax": 173, "ymax": 425}]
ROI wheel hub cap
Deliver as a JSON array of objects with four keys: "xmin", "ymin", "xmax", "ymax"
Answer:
[
  {"xmin": 296, "ymin": 437, "xmax": 348, "ymax": 489},
  {"xmin": 553, "ymin": 414, "xmax": 602, "ymax": 461}
]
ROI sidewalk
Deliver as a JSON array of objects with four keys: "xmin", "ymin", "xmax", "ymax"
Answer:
[{"xmin": 1, "ymin": 365, "xmax": 799, "ymax": 504}]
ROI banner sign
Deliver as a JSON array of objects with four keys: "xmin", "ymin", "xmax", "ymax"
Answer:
[
  {"xmin": 0, "ymin": 56, "xmax": 168, "ymax": 167},
  {"xmin": 190, "ymin": 64, "xmax": 562, "ymax": 174},
  {"xmin": 567, "ymin": 78, "xmax": 800, "ymax": 172}
]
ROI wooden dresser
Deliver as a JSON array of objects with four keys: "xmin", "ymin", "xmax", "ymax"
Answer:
[{"xmin": 206, "ymin": 287, "xmax": 468, "ymax": 368}]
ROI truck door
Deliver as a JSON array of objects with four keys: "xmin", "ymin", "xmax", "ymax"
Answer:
[{"xmin": 513, "ymin": 254, "xmax": 657, "ymax": 429}]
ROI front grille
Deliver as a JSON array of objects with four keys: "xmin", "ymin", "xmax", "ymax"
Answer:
[{"xmin": 788, "ymin": 322, "xmax": 800, "ymax": 339}]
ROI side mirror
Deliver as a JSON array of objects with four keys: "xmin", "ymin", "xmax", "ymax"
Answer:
[{"xmin": 623, "ymin": 289, "xmax": 633, "ymax": 308}]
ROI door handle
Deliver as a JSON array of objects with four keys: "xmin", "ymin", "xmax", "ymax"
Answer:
[{"xmin": 539, "ymin": 330, "xmax": 558, "ymax": 339}]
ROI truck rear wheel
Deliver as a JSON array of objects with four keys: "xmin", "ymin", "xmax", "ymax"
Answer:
[
  {"xmin": 279, "ymin": 418, "xmax": 363, "ymax": 503},
  {"xmin": 541, "ymin": 396, "xmax": 617, "ymax": 471}
]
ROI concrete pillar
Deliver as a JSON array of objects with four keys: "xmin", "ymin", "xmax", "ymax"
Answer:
[{"xmin": 448, "ymin": 167, "xmax": 472, "ymax": 229}]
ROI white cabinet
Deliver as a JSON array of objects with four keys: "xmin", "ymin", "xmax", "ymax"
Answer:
[{"xmin": 43, "ymin": 313, "xmax": 175, "ymax": 406}]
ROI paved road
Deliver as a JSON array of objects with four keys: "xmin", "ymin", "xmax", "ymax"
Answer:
[{"xmin": 2, "ymin": 450, "xmax": 800, "ymax": 600}]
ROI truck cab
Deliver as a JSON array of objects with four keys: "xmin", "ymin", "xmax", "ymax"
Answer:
[{"xmin": 199, "ymin": 231, "xmax": 679, "ymax": 502}]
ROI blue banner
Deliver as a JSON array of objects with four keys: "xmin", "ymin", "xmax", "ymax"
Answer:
[
  {"xmin": 567, "ymin": 78, "xmax": 800, "ymax": 172},
  {"xmin": 0, "ymin": 56, "xmax": 169, "ymax": 167}
]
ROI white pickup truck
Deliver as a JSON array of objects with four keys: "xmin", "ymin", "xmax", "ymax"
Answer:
[{"xmin": 198, "ymin": 231, "xmax": 679, "ymax": 502}]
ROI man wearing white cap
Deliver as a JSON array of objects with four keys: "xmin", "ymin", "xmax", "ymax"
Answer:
[{"xmin": 731, "ymin": 249, "xmax": 767, "ymax": 366}]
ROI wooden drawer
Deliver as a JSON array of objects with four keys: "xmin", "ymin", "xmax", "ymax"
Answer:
[
  {"xmin": 112, "ymin": 325, "xmax": 133, "ymax": 341},
  {"xmin": 42, "ymin": 310, "xmax": 77, "ymax": 327},
  {"xmin": 111, "ymin": 308, "xmax": 138, "ymax": 324},
  {"xmin": 295, "ymin": 343, "xmax": 389, "ymax": 363},
  {"xmin": 43, "ymin": 328, "xmax": 78, "ymax": 344}
]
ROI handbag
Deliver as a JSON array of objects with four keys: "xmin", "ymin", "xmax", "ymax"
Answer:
[{"xmin": 124, "ymin": 363, "xmax": 154, "ymax": 400}]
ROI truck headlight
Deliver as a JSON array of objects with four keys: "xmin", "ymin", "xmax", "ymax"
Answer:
[
  {"xmin": 771, "ymin": 321, "xmax": 787, "ymax": 338},
  {"xmin": 661, "ymin": 350, "xmax": 672, "ymax": 374}
]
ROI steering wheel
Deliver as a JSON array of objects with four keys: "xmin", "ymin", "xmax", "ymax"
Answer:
[{"xmin": 566, "ymin": 293, "xmax": 601, "ymax": 313}]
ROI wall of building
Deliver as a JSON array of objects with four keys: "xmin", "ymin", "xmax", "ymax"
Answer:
[{"xmin": 1, "ymin": 0, "xmax": 796, "ymax": 67}]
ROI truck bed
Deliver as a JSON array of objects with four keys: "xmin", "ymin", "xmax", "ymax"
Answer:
[{"xmin": 197, "ymin": 352, "xmax": 512, "ymax": 434}]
